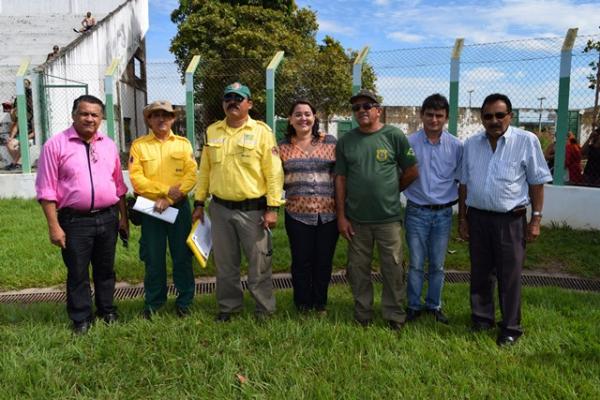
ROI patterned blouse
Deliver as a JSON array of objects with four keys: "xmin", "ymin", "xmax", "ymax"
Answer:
[{"xmin": 278, "ymin": 133, "xmax": 337, "ymax": 225}]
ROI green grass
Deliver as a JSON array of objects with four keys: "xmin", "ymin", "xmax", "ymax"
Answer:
[
  {"xmin": 1, "ymin": 199, "xmax": 599, "ymax": 290},
  {"xmin": 0, "ymin": 284, "xmax": 598, "ymax": 399}
]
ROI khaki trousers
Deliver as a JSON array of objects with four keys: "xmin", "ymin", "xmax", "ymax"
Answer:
[
  {"xmin": 209, "ymin": 201, "xmax": 275, "ymax": 314},
  {"xmin": 347, "ymin": 220, "xmax": 407, "ymax": 323}
]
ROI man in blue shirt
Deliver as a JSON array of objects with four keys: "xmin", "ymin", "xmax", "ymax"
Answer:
[
  {"xmin": 404, "ymin": 94, "xmax": 463, "ymax": 325},
  {"xmin": 458, "ymin": 93, "xmax": 551, "ymax": 346}
]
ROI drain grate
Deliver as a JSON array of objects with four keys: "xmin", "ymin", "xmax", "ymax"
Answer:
[{"xmin": 0, "ymin": 271, "xmax": 598, "ymax": 304}]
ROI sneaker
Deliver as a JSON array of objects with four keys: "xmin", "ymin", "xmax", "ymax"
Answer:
[
  {"xmin": 426, "ymin": 308, "xmax": 449, "ymax": 324},
  {"xmin": 406, "ymin": 308, "xmax": 422, "ymax": 321}
]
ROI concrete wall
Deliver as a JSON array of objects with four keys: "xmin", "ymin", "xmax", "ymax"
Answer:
[
  {"xmin": 0, "ymin": 0, "xmax": 126, "ymax": 15},
  {"xmin": 2, "ymin": 177, "xmax": 599, "ymax": 230},
  {"xmin": 42, "ymin": 0, "xmax": 148, "ymax": 144}
]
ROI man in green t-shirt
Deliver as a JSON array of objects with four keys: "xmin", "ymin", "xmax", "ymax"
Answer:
[{"xmin": 335, "ymin": 89, "xmax": 418, "ymax": 331}]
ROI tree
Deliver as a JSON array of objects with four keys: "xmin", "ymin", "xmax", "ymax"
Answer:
[
  {"xmin": 170, "ymin": 0, "xmax": 376, "ymax": 137},
  {"xmin": 583, "ymin": 27, "xmax": 600, "ymax": 129}
]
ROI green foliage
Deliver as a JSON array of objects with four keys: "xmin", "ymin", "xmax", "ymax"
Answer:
[
  {"xmin": 583, "ymin": 26, "xmax": 600, "ymax": 126},
  {"xmin": 169, "ymin": 0, "xmax": 376, "ymax": 135}
]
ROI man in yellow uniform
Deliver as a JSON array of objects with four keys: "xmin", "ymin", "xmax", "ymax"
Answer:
[
  {"xmin": 129, "ymin": 101, "xmax": 197, "ymax": 318},
  {"xmin": 192, "ymin": 82, "xmax": 284, "ymax": 322}
]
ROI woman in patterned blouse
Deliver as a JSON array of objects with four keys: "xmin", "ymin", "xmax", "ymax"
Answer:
[{"xmin": 278, "ymin": 99, "xmax": 338, "ymax": 315}]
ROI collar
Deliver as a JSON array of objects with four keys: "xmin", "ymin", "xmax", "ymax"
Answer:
[
  {"xmin": 483, "ymin": 125, "xmax": 513, "ymax": 143},
  {"xmin": 66, "ymin": 125, "xmax": 105, "ymax": 142},
  {"xmin": 216, "ymin": 116, "xmax": 256, "ymax": 131},
  {"xmin": 148, "ymin": 130, "xmax": 175, "ymax": 141},
  {"xmin": 420, "ymin": 129, "xmax": 446, "ymax": 145}
]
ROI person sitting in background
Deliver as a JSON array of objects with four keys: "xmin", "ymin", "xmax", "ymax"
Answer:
[
  {"xmin": 4, "ymin": 79, "xmax": 34, "ymax": 171},
  {"xmin": 582, "ymin": 128, "xmax": 600, "ymax": 186},
  {"xmin": 46, "ymin": 45, "xmax": 60, "ymax": 62},
  {"xmin": 565, "ymin": 131, "xmax": 582, "ymax": 185},
  {"xmin": 73, "ymin": 12, "xmax": 96, "ymax": 33},
  {"xmin": 278, "ymin": 99, "xmax": 338, "ymax": 316}
]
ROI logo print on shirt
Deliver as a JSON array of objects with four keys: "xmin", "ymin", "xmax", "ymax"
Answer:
[{"xmin": 376, "ymin": 149, "xmax": 388, "ymax": 161}]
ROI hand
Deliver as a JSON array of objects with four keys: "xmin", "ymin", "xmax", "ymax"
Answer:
[
  {"xmin": 262, "ymin": 210, "xmax": 278, "ymax": 229},
  {"xmin": 526, "ymin": 218, "xmax": 541, "ymax": 242},
  {"xmin": 118, "ymin": 217, "xmax": 129, "ymax": 237},
  {"xmin": 458, "ymin": 219, "xmax": 469, "ymax": 241},
  {"xmin": 192, "ymin": 206, "xmax": 204, "ymax": 224},
  {"xmin": 168, "ymin": 184, "xmax": 184, "ymax": 203},
  {"xmin": 153, "ymin": 198, "xmax": 170, "ymax": 214},
  {"xmin": 49, "ymin": 224, "xmax": 66, "ymax": 248},
  {"xmin": 337, "ymin": 216, "xmax": 355, "ymax": 241}
]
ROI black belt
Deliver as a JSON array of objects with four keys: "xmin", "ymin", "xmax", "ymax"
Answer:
[
  {"xmin": 469, "ymin": 206, "xmax": 527, "ymax": 217},
  {"xmin": 408, "ymin": 199, "xmax": 457, "ymax": 210},
  {"xmin": 58, "ymin": 205, "xmax": 115, "ymax": 218},
  {"xmin": 212, "ymin": 196, "xmax": 266, "ymax": 211}
]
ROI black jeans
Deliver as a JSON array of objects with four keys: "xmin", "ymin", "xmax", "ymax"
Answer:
[
  {"xmin": 284, "ymin": 213, "xmax": 338, "ymax": 311},
  {"xmin": 58, "ymin": 207, "xmax": 118, "ymax": 323}
]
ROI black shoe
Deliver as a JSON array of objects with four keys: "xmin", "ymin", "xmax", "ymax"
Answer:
[
  {"xmin": 3, "ymin": 163, "xmax": 15, "ymax": 171},
  {"xmin": 406, "ymin": 308, "xmax": 422, "ymax": 321},
  {"xmin": 497, "ymin": 334, "xmax": 519, "ymax": 347},
  {"xmin": 176, "ymin": 307, "xmax": 191, "ymax": 318},
  {"xmin": 215, "ymin": 312, "xmax": 231, "ymax": 323},
  {"xmin": 355, "ymin": 318, "xmax": 372, "ymax": 327},
  {"xmin": 102, "ymin": 312, "xmax": 118, "ymax": 324},
  {"xmin": 387, "ymin": 320, "xmax": 404, "ymax": 331},
  {"xmin": 471, "ymin": 321, "xmax": 495, "ymax": 332},
  {"xmin": 426, "ymin": 308, "xmax": 449, "ymax": 325},
  {"xmin": 72, "ymin": 320, "xmax": 92, "ymax": 335},
  {"xmin": 142, "ymin": 309, "xmax": 153, "ymax": 320}
]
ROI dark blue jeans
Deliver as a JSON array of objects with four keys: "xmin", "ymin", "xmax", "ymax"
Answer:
[
  {"xmin": 284, "ymin": 213, "xmax": 338, "ymax": 311},
  {"xmin": 58, "ymin": 207, "xmax": 118, "ymax": 323}
]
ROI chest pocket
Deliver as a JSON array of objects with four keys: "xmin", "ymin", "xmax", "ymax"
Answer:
[
  {"xmin": 205, "ymin": 141, "xmax": 223, "ymax": 164},
  {"xmin": 141, "ymin": 155, "xmax": 158, "ymax": 177},
  {"xmin": 171, "ymin": 152, "xmax": 185, "ymax": 176},
  {"xmin": 237, "ymin": 140, "xmax": 259, "ymax": 166}
]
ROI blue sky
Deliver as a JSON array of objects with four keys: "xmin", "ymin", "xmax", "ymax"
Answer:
[{"xmin": 145, "ymin": 1, "xmax": 600, "ymax": 109}]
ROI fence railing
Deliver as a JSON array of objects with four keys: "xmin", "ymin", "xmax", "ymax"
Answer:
[{"xmin": 1, "ymin": 31, "xmax": 599, "ymax": 186}]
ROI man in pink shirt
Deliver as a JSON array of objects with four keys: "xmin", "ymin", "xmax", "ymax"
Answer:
[{"xmin": 36, "ymin": 95, "xmax": 128, "ymax": 334}]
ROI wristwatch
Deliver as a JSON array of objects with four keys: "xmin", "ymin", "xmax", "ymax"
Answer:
[
  {"xmin": 193, "ymin": 200, "xmax": 205, "ymax": 208},
  {"xmin": 532, "ymin": 211, "xmax": 543, "ymax": 217}
]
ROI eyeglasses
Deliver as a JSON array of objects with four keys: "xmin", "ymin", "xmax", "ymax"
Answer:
[
  {"xmin": 482, "ymin": 112, "xmax": 510, "ymax": 121},
  {"xmin": 223, "ymin": 93, "xmax": 245, "ymax": 103},
  {"xmin": 351, "ymin": 102, "xmax": 378, "ymax": 112}
]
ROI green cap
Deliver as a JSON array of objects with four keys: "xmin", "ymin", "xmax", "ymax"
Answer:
[{"xmin": 224, "ymin": 82, "xmax": 251, "ymax": 99}]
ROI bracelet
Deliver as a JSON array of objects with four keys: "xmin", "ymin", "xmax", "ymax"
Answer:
[{"xmin": 193, "ymin": 200, "xmax": 205, "ymax": 208}]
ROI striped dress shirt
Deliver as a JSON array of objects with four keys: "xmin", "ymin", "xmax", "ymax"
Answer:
[{"xmin": 460, "ymin": 126, "xmax": 551, "ymax": 212}]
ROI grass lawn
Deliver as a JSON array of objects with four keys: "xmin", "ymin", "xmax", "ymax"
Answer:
[
  {"xmin": 1, "ymin": 199, "xmax": 599, "ymax": 291},
  {"xmin": 0, "ymin": 284, "xmax": 599, "ymax": 399}
]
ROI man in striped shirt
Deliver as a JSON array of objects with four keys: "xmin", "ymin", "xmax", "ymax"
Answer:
[{"xmin": 458, "ymin": 93, "xmax": 551, "ymax": 346}]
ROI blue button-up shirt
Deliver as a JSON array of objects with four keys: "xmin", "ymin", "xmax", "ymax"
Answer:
[
  {"xmin": 460, "ymin": 126, "xmax": 552, "ymax": 212},
  {"xmin": 404, "ymin": 129, "xmax": 463, "ymax": 205}
]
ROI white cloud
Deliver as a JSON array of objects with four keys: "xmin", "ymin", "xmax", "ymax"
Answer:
[
  {"xmin": 387, "ymin": 31, "xmax": 424, "ymax": 43},
  {"xmin": 463, "ymin": 67, "xmax": 506, "ymax": 81},
  {"xmin": 318, "ymin": 19, "xmax": 356, "ymax": 36}
]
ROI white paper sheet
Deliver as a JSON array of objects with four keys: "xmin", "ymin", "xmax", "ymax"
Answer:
[{"xmin": 132, "ymin": 196, "xmax": 179, "ymax": 224}]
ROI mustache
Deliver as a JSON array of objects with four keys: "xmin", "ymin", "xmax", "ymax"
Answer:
[{"xmin": 227, "ymin": 104, "xmax": 239, "ymax": 110}]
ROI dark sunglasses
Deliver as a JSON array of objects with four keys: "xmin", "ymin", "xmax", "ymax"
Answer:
[
  {"xmin": 223, "ymin": 93, "xmax": 245, "ymax": 103},
  {"xmin": 482, "ymin": 112, "xmax": 510, "ymax": 121},
  {"xmin": 351, "ymin": 102, "xmax": 378, "ymax": 112}
]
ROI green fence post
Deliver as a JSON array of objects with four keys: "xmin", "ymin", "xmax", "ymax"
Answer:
[
  {"xmin": 448, "ymin": 38, "xmax": 464, "ymax": 136},
  {"xmin": 104, "ymin": 59, "xmax": 119, "ymax": 142},
  {"xmin": 185, "ymin": 55, "xmax": 201, "ymax": 151},
  {"xmin": 266, "ymin": 51, "xmax": 285, "ymax": 132},
  {"xmin": 553, "ymin": 28, "xmax": 578, "ymax": 186},
  {"xmin": 352, "ymin": 46, "xmax": 370, "ymax": 128},
  {"xmin": 15, "ymin": 59, "xmax": 31, "ymax": 173}
]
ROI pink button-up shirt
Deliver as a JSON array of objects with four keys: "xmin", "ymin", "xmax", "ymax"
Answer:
[{"xmin": 35, "ymin": 126, "xmax": 127, "ymax": 211}]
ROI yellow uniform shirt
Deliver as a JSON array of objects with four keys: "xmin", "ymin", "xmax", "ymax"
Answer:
[
  {"xmin": 129, "ymin": 130, "xmax": 197, "ymax": 203},
  {"xmin": 195, "ymin": 117, "xmax": 284, "ymax": 207}
]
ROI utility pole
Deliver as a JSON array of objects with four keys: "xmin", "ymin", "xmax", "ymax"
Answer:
[
  {"xmin": 467, "ymin": 89, "xmax": 474, "ymax": 109},
  {"xmin": 537, "ymin": 96, "xmax": 546, "ymax": 134}
]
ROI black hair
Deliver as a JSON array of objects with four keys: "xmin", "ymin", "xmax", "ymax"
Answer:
[
  {"xmin": 72, "ymin": 95, "xmax": 105, "ymax": 115},
  {"xmin": 421, "ymin": 93, "xmax": 449, "ymax": 117},
  {"xmin": 285, "ymin": 99, "xmax": 320, "ymax": 142},
  {"xmin": 481, "ymin": 93, "xmax": 512, "ymax": 114}
]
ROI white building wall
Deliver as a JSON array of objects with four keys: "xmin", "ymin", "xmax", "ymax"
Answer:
[
  {"xmin": 0, "ymin": 0, "xmax": 127, "ymax": 15},
  {"xmin": 42, "ymin": 0, "xmax": 148, "ymax": 143}
]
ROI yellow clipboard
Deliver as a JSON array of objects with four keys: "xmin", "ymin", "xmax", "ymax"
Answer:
[{"xmin": 186, "ymin": 218, "xmax": 212, "ymax": 268}]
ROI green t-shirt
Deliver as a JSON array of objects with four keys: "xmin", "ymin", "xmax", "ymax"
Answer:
[{"xmin": 335, "ymin": 124, "xmax": 417, "ymax": 223}]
